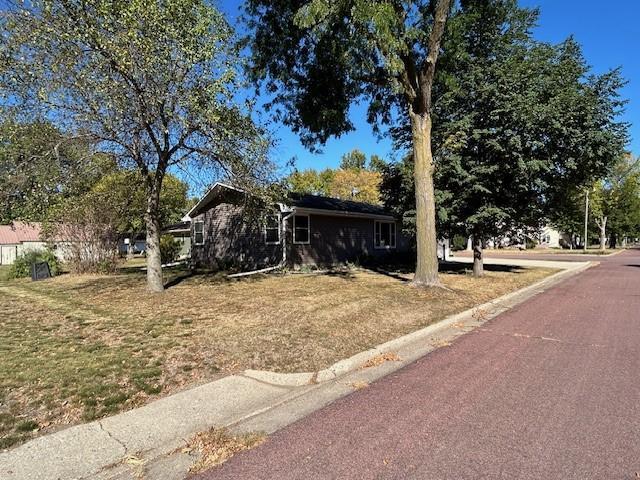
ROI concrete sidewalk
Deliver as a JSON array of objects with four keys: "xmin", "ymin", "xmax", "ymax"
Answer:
[
  {"xmin": 196, "ymin": 250, "xmax": 640, "ymax": 480},
  {"xmin": 0, "ymin": 258, "xmax": 591, "ymax": 480}
]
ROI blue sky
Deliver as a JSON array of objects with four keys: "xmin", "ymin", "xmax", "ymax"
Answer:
[{"xmin": 219, "ymin": 0, "xmax": 639, "ymax": 173}]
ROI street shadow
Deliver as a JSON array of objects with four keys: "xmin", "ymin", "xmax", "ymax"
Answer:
[{"xmin": 624, "ymin": 264, "xmax": 640, "ymax": 268}]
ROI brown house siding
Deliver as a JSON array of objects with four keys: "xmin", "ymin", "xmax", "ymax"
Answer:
[
  {"xmin": 285, "ymin": 214, "xmax": 409, "ymax": 266},
  {"xmin": 190, "ymin": 201, "xmax": 410, "ymax": 270},
  {"xmin": 191, "ymin": 202, "xmax": 282, "ymax": 270}
]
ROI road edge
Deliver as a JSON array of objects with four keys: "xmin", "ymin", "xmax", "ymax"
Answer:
[{"xmin": 243, "ymin": 260, "xmax": 594, "ymax": 387}]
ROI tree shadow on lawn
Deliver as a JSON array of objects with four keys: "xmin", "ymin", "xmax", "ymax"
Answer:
[{"xmin": 363, "ymin": 261, "xmax": 525, "ymax": 283}]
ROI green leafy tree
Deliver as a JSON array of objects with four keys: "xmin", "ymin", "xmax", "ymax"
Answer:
[
  {"xmin": 548, "ymin": 186, "xmax": 586, "ymax": 248},
  {"xmin": 549, "ymin": 155, "xmax": 640, "ymax": 251},
  {"xmin": 0, "ymin": 120, "xmax": 115, "ymax": 223},
  {"xmin": 589, "ymin": 181, "xmax": 608, "ymax": 250},
  {"xmin": 247, "ymin": 0, "xmax": 454, "ymax": 287},
  {"xmin": 339, "ymin": 149, "xmax": 367, "ymax": 170},
  {"xmin": 588, "ymin": 155, "xmax": 640, "ymax": 250},
  {"xmin": 369, "ymin": 154, "xmax": 387, "ymax": 173},
  {"xmin": 287, "ymin": 168, "xmax": 335, "ymax": 195},
  {"xmin": 607, "ymin": 155, "xmax": 640, "ymax": 247},
  {"xmin": 91, "ymin": 171, "xmax": 190, "ymax": 236},
  {"xmin": 45, "ymin": 170, "xmax": 189, "ymax": 268},
  {"xmin": 2, "ymin": 0, "xmax": 272, "ymax": 292},
  {"xmin": 385, "ymin": 1, "xmax": 626, "ymax": 276}
]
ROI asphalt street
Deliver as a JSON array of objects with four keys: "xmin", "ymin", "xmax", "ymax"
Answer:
[{"xmin": 197, "ymin": 250, "xmax": 640, "ymax": 480}]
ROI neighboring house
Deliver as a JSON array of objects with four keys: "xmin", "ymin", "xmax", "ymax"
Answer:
[
  {"xmin": 163, "ymin": 220, "xmax": 192, "ymax": 260},
  {"xmin": 187, "ymin": 183, "xmax": 419, "ymax": 270},
  {"xmin": 118, "ymin": 234, "xmax": 146, "ymax": 256},
  {"xmin": 538, "ymin": 225, "xmax": 572, "ymax": 248},
  {"xmin": 0, "ymin": 222, "xmax": 48, "ymax": 265}
]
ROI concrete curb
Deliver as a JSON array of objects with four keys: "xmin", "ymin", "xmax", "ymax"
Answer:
[
  {"xmin": 1, "ymin": 259, "xmax": 595, "ymax": 480},
  {"xmin": 456, "ymin": 248, "xmax": 624, "ymax": 258},
  {"xmin": 241, "ymin": 260, "xmax": 594, "ymax": 387}
]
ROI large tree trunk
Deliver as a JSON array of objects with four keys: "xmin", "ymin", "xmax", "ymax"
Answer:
[
  {"xmin": 145, "ymin": 185, "xmax": 164, "ymax": 293},
  {"xmin": 473, "ymin": 235, "xmax": 483, "ymax": 278},
  {"xmin": 596, "ymin": 216, "xmax": 607, "ymax": 251},
  {"xmin": 411, "ymin": 112, "xmax": 440, "ymax": 287}
]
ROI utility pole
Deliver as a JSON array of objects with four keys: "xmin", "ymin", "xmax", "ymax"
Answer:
[{"xmin": 583, "ymin": 188, "xmax": 589, "ymax": 252}]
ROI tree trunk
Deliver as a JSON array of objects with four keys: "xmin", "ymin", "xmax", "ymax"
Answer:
[
  {"xmin": 473, "ymin": 236, "xmax": 483, "ymax": 278},
  {"xmin": 411, "ymin": 112, "xmax": 440, "ymax": 287},
  {"xmin": 610, "ymin": 233, "xmax": 617, "ymax": 249},
  {"xmin": 597, "ymin": 216, "xmax": 607, "ymax": 251},
  {"xmin": 145, "ymin": 185, "xmax": 164, "ymax": 293}
]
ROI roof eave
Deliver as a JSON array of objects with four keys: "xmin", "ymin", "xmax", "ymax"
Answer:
[
  {"xmin": 186, "ymin": 182, "xmax": 246, "ymax": 218},
  {"xmin": 292, "ymin": 207, "xmax": 396, "ymax": 221}
]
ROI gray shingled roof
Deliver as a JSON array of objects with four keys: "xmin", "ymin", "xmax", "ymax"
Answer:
[
  {"xmin": 287, "ymin": 193, "xmax": 392, "ymax": 217},
  {"xmin": 187, "ymin": 183, "xmax": 395, "ymax": 219}
]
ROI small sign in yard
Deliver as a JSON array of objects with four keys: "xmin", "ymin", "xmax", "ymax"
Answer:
[{"xmin": 31, "ymin": 262, "xmax": 51, "ymax": 281}]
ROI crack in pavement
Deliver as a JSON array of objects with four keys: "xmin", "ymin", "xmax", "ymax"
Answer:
[
  {"xmin": 98, "ymin": 420, "xmax": 128, "ymax": 456},
  {"xmin": 476, "ymin": 328, "xmax": 606, "ymax": 348}
]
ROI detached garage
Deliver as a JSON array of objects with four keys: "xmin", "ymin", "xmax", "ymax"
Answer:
[{"xmin": 0, "ymin": 222, "xmax": 47, "ymax": 265}]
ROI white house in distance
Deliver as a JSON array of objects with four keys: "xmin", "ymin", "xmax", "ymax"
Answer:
[
  {"xmin": 0, "ymin": 221, "xmax": 48, "ymax": 265},
  {"xmin": 538, "ymin": 225, "xmax": 572, "ymax": 248}
]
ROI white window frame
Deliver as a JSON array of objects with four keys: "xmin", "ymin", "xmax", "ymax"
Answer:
[
  {"xmin": 193, "ymin": 220, "xmax": 205, "ymax": 246},
  {"xmin": 264, "ymin": 214, "xmax": 281, "ymax": 245},
  {"xmin": 293, "ymin": 214, "xmax": 311, "ymax": 245},
  {"xmin": 374, "ymin": 220, "xmax": 396, "ymax": 249}
]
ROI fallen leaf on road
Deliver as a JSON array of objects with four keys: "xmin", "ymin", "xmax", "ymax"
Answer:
[
  {"xmin": 431, "ymin": 339, "xmax": 452, "ymax": 348},
  {"xmin": 124, "ymin": 455, "xmax": 145, "ymax": 466},
  {"xmin": 349, "ymin": 381, "xmax": 369, "ymax": 390},
  {"xmin": 472, "ymin": 308, "xmax": 491, "ymax": 321}
]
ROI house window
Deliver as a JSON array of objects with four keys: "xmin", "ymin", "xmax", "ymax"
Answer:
[
  {"xmin": 293, "ymin": 214, "xmax": 310, "ymax": 244},
  {"xmin": 375, "ymin": 221, "xmax": 396, "ymax": 249},
  {"xmin": 265, "ymin": 214, "xmax": 280, "ymax": 244},
  {"xmin": 194, "ymin": 220, "xmax": 204, "ymax": 246}
]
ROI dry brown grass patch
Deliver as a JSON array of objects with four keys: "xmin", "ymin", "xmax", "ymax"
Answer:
[
  {"xmin": 361, "ymin": 352, "xmax": 402, "ymax": 369},
  {"xmin": 184, "ymin": 427, "xmax": 266, "ymax": 473},
  {"xmin": 0, "ymin": 263, "xmax": 556, "ymax": 448}
]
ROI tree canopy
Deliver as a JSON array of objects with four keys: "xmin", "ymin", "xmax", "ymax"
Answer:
[
  {"xmin": 0, "ymin": 120, "xmax": 115, "ymax": 223},
  {"xmin": 381, "ymin": 0, "xmax": 628, "ymax": 274},
  {"xmin": 551, "ymin": 154, "xmax": 640, "ymax": 249},
  {"xmin": 287, "ymin": 153, "xmax": 383, "ymax": 205},
  {"xmin": 1, "ymin": 0, "xmax": 273, "ymax": 291},
  {"xmin": 247, "ymin": 0, "xmax": 454, "ymax": 286}
]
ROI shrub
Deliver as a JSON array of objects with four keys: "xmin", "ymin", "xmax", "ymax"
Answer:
[
  {"xmin": 160, "ymin": 235, "xmax": 180, "ymax": 264},
  {"xmin": 9, "ymin": 249, "xmax": 61, "ymax": 279},
  {"xmin": 451, "ymin": 234, "xmax": 468, "ymax": 251},
  {"xmin": 44, "ymin": 191, "xmax": 120, "ymax": 274}
]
